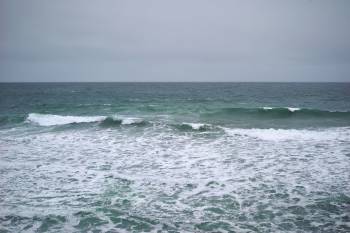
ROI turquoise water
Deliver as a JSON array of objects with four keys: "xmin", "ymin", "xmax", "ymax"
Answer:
[{"xmin": 0, "ymin": 83, "xmax": 350, "ymax": 232}]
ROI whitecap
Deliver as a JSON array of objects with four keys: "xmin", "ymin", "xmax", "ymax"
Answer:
[
  {"xmin": 109, "ymin": 115, "xmax": 144, "ymax": 125},
  {"xmin": 288, "ymin": 107, "xmax": 301, "ymax": 112},
  {"xmin": 182, "ymin": 122, "xmax": 211, "ymax": 130},
  {"xmin": 121, "ymin": 117, "xmax": 144, "ymax": 125},
  {"xmin": 262, "ymin": 107, "xmax": 274, "ymax": 110},
  {"xmin": 262, "ymin": 106, "xmax": 300, "ymax": 112},
  {"xmin": 26, "ymin": 113, "xmax": 106, "ymax": 126}
]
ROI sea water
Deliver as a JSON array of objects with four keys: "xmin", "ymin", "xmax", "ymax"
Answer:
[{"xmin": 0, "ymin": 83, "xmax": 349, "ymax": 232}]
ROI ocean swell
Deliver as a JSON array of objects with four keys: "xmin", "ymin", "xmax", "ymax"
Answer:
[{"xmin": 204, "ymin": 107, "xmax": 350, "ymax": 119}]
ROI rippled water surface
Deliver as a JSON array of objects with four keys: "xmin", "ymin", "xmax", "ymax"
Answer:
[{"xmin": 1, "ymin": 83, "xmax": 350, "ymax": 232}]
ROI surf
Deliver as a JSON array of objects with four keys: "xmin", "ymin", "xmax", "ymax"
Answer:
[
  {"xmin": 221, "ymin": 126, "xmax": 350, "ymax": 141},
  {"xmin": 26, "ymin": 113, "xmax": 146, "ymax": 127},
  {"xmin": 26, "ymin": 113, "xmax": 107, "ymax": 126},
  {"xmin": 177, "ymin": 122, "xmax": 213, "ymax": 131}
]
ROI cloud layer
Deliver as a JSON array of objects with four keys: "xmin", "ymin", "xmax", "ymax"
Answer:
[{"xmin": 1, "ymin": 0, "xmax": 350, "ymax": 81}]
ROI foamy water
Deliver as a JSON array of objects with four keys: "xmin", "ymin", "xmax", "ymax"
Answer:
[
  {"xmin": 26, "ymin": 113, "xmax": 145, "ymax": 126},
  {"xmin": 1, "ymin": 83, "xmax": 350, "ymax": 232},
  {"xmin": 1, "ymin": 124, "xmax": 350, "ymax": 232},
  {"xmin": 27, "ymin": 113, "xmax": 107, "ymax": 126}
]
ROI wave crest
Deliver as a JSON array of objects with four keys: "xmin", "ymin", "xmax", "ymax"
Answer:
[
  {"xmin": 263, "ymin": 107, "xmax": 300, "ymax": 112},
  {"xmin": 26, "ymin": 113, "xmax": 145, "ymax": 127},
  {"xmin": 27, "ymin": 113, "xmax": 106, "ymax": 126},
  {"xmin": 178, "ymin": 123, "xmax": 212, "ymax": 131}
]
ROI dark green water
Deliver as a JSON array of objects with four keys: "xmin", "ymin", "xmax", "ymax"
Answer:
[{"xmin": 0, "ymin": 83, "xmax": 350, "ymax": 232}]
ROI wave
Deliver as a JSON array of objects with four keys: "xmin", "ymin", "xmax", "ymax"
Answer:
[
  {"xmin": 15, "ymin": 107, "xmax": 350, "ymax": 130},
  {"xmin": 120, "ymin": 117, "xmax": 144, "ymax": 125},
  {"xmin": 27, "ymin": 113, "xmax": 106, "ymax": 126},
  {"xmin": 26, "ymin": 113, "xmax": 145, "ymax": 127},
  {"xmin": 203, "ymin": 107, "xmax": 350, "ymax": 119},
  {"xmin": 178, "ymin": 122, "xmax": 212, "ymax": 131},
  {"xmin": 100, "ymin": 116, "xmax": 146, "ymax": 127},
  {"xmin": 262, "ymin": 107, "xmax": 300, "ymax": 112}
]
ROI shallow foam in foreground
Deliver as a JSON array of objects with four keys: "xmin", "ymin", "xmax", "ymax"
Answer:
[{"xmin": 221, "ymin": 127, "xmax": 350, "ymax": 141}]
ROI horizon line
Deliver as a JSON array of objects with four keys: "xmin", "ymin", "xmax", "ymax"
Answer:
[{"xmin": 1, "ymin": 81, "xmax": 349, "ymax": 84}]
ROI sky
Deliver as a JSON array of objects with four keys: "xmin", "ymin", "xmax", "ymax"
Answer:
[{"xmin": 0, "ymin": 0, "xmax": 350, "ymax": 82}]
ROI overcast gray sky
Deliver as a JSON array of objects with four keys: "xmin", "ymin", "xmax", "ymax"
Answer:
[{"xmin": 1, "ymin": 0, "xmax": 350, "ymax": 82}]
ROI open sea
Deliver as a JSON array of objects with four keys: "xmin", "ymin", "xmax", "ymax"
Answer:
[{"xmin": 0, "ymin": 82, "xmax": 350, "ymax": 233}]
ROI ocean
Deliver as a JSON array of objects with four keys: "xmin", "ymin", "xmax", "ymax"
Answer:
[{"xmin": 0, "ymin": 83, "xmax": 349, "ymax": 232}]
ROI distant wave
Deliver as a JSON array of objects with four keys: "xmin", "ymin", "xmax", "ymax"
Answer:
[
  {"xmin": 26, "ymin": 113, "xmax": 145, "ymax": 126},
  {"xmin": 203, "ymin": 107, "xmax": 350, "ymax": 119},
  {"xmin": 262, "ymin": 107, "xmax": 300, "ymax": 112}
]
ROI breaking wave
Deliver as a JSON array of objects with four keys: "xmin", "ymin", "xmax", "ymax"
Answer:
[
  {"xmin": 26, "ymin": 113, "xmax": 145, "ymax": 127},
  {"xmin": 263, "ymin": 107, "xmax": 300, "ymax": 112},
  {"xmin": 18, "ymin": 108, "xmax": 350, "ymax": 130},
  {"xmin": 177, "ymin": 122, "xmax": 212, "ymax": 131},
  {"xmin": 26, "ymin": 113, "xmax": 106, "ymax": 126}
]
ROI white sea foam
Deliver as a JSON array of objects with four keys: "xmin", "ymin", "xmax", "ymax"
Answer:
[
  {"xmin": 182, "ymin": 122, "xmax": 211, "ymax": 130},
  {"xmin": 27, "ymin": 113, "xmax": 106, "ymax": 126},
  {"xmin": 222, "ymin": 127, "xmax": 350, "ymax": 141},
  {"xmin": 262, "ymin": 106, "xmax": 301, "ymax": 112},
  {"xmin": 1, "ymin": 122, "xmax": 350, "ymax": 232},
  {"xmin": 27, "ymin": 113, "xmax": 145, "ymax": 126},
  {"xmin": 288, "ymin": 107, "xmax": 301, "ymax": 112},
  {"xmin": 119, "ymin": 117, "xmax": 144, "ymax": 125},
  {"xmin": 262, "ymin": 107, "xmax": 274, "ymax": 110}
]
